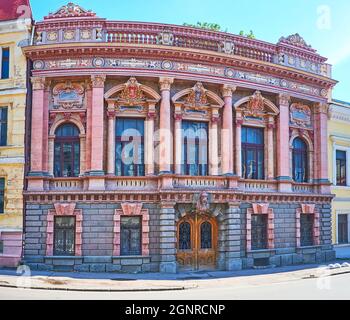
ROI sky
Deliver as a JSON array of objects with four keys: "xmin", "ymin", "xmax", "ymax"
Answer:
[{"xmin": 29, "ymin": 0, "xmax": 350, "ymax": 102}]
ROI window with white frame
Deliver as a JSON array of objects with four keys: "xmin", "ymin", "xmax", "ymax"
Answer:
[{"xmin": 333, "ymin": 145, "xmax": 350, "ymax": 187}]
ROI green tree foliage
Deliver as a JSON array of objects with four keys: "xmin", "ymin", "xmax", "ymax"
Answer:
[
  {"xmin": 239, "ymin": 30, "xmax": 256, "ymax": 39},
  {"xmin": 183, "ymin": 22, "xmax": 224, "ymax": 32}
]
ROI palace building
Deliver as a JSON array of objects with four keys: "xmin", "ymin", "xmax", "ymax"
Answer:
[
  {"xmin": 0, "ymin": 0, "xmax": 32, "ymax": 267},
  {"xmin": 22, "ymin": 3, "xmax": 337, "ymax": 273}
]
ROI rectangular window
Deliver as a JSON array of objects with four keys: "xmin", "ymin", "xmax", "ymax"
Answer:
[
  {"xmin": 182, "ymin": 121, "xmax": 208, "ymax": 176},
  {"xmin": 300, "ymin": 214, "xmax": 314, "ymax": 247},
  {"xmin": 1, "ymin": 48, "xmax": 10, "ymax": 80},
  {"xmin": 0, "ymin": 178, "xmax": 5, "ymax": 214},
  {"xmin": 242, "ymin": 127, "xmax": 264, "ymax": 180},
  {"xmin": 54, "ymin": 216, "xmax": 75, "ymax": 256},
  {"xmin": 0, "ymin": 240, "xmax": 3, "ymax": 254},
  {"xmin": 338, "ymin": 214, "xmax": 349, "ymax": 244},
  {"xmin": 251, "ymin": 214, "xmax": 268, "ymax": 250},
  {"xmin": 336, "ymin": 150, "xmax": 347, "ymax": 186},
  {"xmin": 121, "ymin": 216, "xmax": 141, "ymax": 256},
  {"xmin": 0, "ymin": 108, "xmax": 7, "ymax": 146},
  {"xmin": 115, "ymin": 118, "xmax": 145, "ymax": 177}
]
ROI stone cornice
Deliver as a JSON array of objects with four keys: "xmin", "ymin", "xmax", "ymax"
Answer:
[{"xmin": 22, "ymin": 43, "xmax": 337, "ymax": 88}]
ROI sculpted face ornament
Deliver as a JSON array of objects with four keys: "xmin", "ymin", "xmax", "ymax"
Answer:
[{"xmin": 196, "ymin": 192, "xmax": 210, "ymax": 215}]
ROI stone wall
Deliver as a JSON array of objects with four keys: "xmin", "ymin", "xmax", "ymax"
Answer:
[{"xmin": 23, "ymin": 201, "xmax": 335, "ymax": 273}]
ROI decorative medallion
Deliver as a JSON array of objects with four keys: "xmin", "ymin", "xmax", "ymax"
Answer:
[
  {"xmin": 185, "ymin": 82, "xmax": 208, "ymax": 106},
  {"xmin": 118, "ymin": 77, "xmax": 145, "ymax": 104},
  {"xmin": 80, "ymin": 29, "xmax": 92, "ymax": 40},
  {"xmin": 47, "ymin": 31, "xmax": 58, "ymax": 42},
  {"xmin": 157, "ymin": 31, "xmax": 174, "ymax": 46},
  {"xmin": 52, "ymin": 81, "xmax": 85, "ymax": 109},
  {"xmin": 246, "ymin": 91, "xmax": 265, "ymax": 117},
  {"xmin": 192, "ymin": 192, "xmax": 211, "ymax": 215},
  {"xmin": 92, "ymin": 57, "xmax": 105, "ymax": 67},
  {"xmin": 161, "ymin": 60, "xmax": 174, "ymax": 70},
  {"xmin": 290, "ymin": 103, "xmax": 312, "ymax": 127},
  {"xmin": 218, "ymin": 40, "xmax": 235, "ymax": 55},
  {"xmin": 63, "ymin": 30, "xmax": 76, "ymax": 41},
  {"xmin": 33, "ymin": 60, "xmax": 45, "ymax": 70},
  {"xmin": 224, "ymin": 68, "xmax": 235, "ymax": 78}
]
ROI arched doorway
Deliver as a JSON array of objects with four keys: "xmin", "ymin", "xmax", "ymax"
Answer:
[{"xmin": 176, "ymin": 214, "xmax": 218, "ymax": 271}]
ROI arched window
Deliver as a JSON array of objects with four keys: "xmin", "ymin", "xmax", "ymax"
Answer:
[
  {"xmin": 54, "ymin": 123, "xmax": 80, "ymax": 177},
  {"xmin": 292, "ymin": 138, "xmax": 308, "ymax": 183}
]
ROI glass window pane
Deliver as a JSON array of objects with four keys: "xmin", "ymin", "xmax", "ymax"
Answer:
[
  {"xmin": 0, "ymin": 108, "xmax": 7, "ymax": 146},
  {"xmin": 201, "ymin": 222, "xmax": 212, "ymax": 249},
  {"xmin": 179, "ymin": 222, "xmax": 191, "ymax": 250},
  {"xmin": 121, "ymin": 216, "xmax": 141, "ymax": 256},
  {"xmin": 1, "ymin": 48, "xmax": 9, "ymax": 79},
  {"xmin": 300, "ymin": 214, "xmax": 314, "ymax": 246},
  {"xmin": 251, "ymin": 214, "xmax": 268, "ymax": 250},
  {"xmin": 54, "ymin": 216, "xmax": 75, "ymax": 256}
]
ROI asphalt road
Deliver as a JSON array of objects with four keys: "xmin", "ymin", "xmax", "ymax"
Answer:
[{"xmin": 0, "ymin": 273, "xmax": 349, "ymax": 300}]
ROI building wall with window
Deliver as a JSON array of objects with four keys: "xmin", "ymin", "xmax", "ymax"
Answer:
[
  {"xmin": 328, "ymin": 100, "xmax": 350, "ymax": 246},
  {"xmin": 22, "ymin": 3, "xmax": 336, "ymax": 273},
  {"xmin": 0, "ymin": 7, "xmax": 32, "ymax": 266}
]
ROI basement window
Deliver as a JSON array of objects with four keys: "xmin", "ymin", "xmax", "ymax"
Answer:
[{"xmin": 254, "ymin": 257, "xmax": 270, "ymax": 267}]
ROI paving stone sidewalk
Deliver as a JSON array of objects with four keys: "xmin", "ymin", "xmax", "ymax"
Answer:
[{"xmin": 0, "ymin": 260, "xmax": 349, "ymax": 292}]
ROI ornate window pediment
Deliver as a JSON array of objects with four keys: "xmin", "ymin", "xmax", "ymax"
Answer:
[
  {"xmin": 52, "ymin": 81, "xmax": 85, "ymax": 110},
  {"xmin": 290, "ymin": 103, "xmax": 312, "ymax": 128}
]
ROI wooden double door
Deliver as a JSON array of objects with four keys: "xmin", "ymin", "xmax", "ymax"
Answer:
[{"xmin": 176, "ymin": 214, "xmax": 218, "ymax": 271}]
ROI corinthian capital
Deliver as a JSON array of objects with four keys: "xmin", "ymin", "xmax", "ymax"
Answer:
[
  {"xmin": 221, "ymin": 84, "xmax": 237, "ymax": 98},
  {"xmin": 159, "ymin": 77, "xmax": 174, "ymax": 91},
  {"xmin": 91, "ymin": 75, "xmax": 106, "ymax": 88},
  {"xmin": 314, "ymin": 102, "xmax": 329, "ymax": 114},
  {"xmin": 31, "ymin": 76, "xmax": 46, "ymax": 90},
  {"xmin": 277, "ymin": 93, "xmax": 290, "ymax": 106}
]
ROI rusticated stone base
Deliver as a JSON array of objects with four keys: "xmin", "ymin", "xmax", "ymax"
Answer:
[{"xmin": 23, "ymin": 200, "xmax": 335, "ymax": 273}]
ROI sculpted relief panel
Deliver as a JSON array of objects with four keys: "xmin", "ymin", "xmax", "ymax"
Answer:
[{"xmin": 52, "ymin": 81, "xmax": 85, "ymax": 110}]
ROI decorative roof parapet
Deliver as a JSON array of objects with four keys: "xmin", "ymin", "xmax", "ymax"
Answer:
[
  {"xmin": 44, "ymin": 2, "xmax": 96, "ymax": 20},
  {"xmin": 278, "ymin": 33, "xmax": 316, "ymax": 53}
]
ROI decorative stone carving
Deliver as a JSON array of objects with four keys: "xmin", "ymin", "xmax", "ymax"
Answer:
[
  {"xmin": 185, "ymin": 82, "xmax": 208, "ymax": 106},
  {"xmin": 246, "ymin": 91, "xmax": 265, "ymax": 117},
  {"xmin": 157, "ymin": 31, "xmax": 174, "ymax": 46},
  {"xmin": 221, "ymin": 85, "xmax": 236, "ymax": 97},
  {"xmin": 118, "ymin": 77, "xmax": 145, "ymax": 103},
  {"xmin": 31, "ymin": 77, "xmax": 46, "ymax": 90},
  {"xmin": 195, "ymin": 192, "xmax": 210, "ymax": 215},
  {"xmin": 91, "ymin": 75, "xmax": 106, "ymax": 88},
  {"xmin": 218, "ymin": 40, "xmax": 235, "ymax": 55},
  {"xmin": 47, "ymin": 31, "xmax": 58, "ymax": 42},
  {"xmin": 63, "ymin": 30, "xmax": 76, "ymax": 41},
  {"xmin": 278, "ymin": 33, "xmax": 313, "ymax": 50},
  {"xmin": 159, "ymin": 77, "xmax": 174, "ymax": 91},
  {"xmin": 80, "ymin": 29, "xmax": 92, "ymax": 40},
  {"xmin": 52, "ymin": 81, "xmax": 85, "ymax": 109},
  {"xmin": 47, "ymin": 2, "xmax": 96, "ymax": 19},
  {"xmin": 290, "ymin": 103, "xmax": 312, "ymax": 127}
]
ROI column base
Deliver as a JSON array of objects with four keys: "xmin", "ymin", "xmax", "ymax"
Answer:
[{"xmin": 159, "ymin": 261, "xmax": 177, "ymax": 274}]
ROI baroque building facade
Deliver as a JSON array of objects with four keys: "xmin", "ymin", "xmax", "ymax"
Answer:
[
  {"xmin": 23, "ymin": 3, "xmax": 337, "ymax": 273},
  {"xmin": 328, "ymin": 100, "xmax": 350, "ymax": 247},
  {"xmin": 0, "ymin": 0, "xmax": 32, "ymax": 267}
]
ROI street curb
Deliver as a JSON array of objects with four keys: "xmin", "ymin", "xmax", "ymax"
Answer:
[{"xmin": 0, "ymin": 283, "xmax": 196, "ymax": 292}]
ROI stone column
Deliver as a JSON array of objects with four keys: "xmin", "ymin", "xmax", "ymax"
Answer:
[
  {"xmin": 48, "ymin": 136, "xmax": 54, "ymax": 176},
  {"xmin": 225, "ymin": 203, "xmax": 243, "ymax": 271},
  {"xmin": 88, "ymin": 75, "xmax": 106, "ymax": 190},
  {"xmin": 159, "ymin": 202, "xmax": 177, "ymax": 273},
  {"xmin": 159, "ymin": 77, "xmax": 174, "ymax": 174},
  {"xmin": 106, "ymin": 109, "xmax": 116, "ymax": 175},
  {"xmin": 42, "ymin": 83, "xmax": 50, "ymax": 173},
  {"xmin": 235, "ymin": 117, "xmax": 243, "ymax": 177},
  {"xmin": 85, "ymin": 83, "xmax": 92, "ymax": 172},
  {"xmin": 174, "ymin": 108, "xmax": 182, "ymax": 175},
  {"xmin": 209, "ymin": 112, "xmax": 219, "ymax": 176},
  {"xmin": 29, "ymin": 77, "xmax": 46, "ymax": 175},
  {"xmin": 314, "ymin": 103, "xmax": 330, "ymax": 193},
  {"xmin": 221, "ymin": 85, "xmax": 236, "ymax": 175},
  {"xmin": 145, "ymin": 106, "xmax": 156, "ymax": 176},
  {"xmin": 276, "ymin": 94, "xmax": 292, "ymax": 192},
  {"xmin": 267, "ymin": 117, "xmax": 275, "ymax": 180}
]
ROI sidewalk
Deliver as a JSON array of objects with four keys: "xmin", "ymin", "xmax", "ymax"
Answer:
[{"xmin": 0, "ymin": 260, "xmax": 349, "ymax": 292}]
